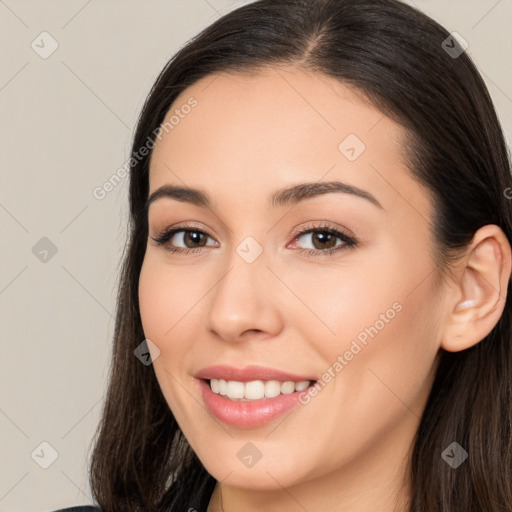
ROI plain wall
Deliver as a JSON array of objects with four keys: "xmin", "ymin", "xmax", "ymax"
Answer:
[{"xmin": 0, "ymin": 1, "xmax": 510, "ymax": 511}]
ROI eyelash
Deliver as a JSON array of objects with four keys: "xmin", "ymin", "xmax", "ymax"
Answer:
[{"xmin": 150, "ymin": 222, "xmax": 358, "ymax": 258}]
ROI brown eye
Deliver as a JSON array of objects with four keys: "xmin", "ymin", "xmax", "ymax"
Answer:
[
  {"xmin": 298, "ymin": 230, "xmax": 339, "ymax": 250},
  {"xmin": 177, "ymin": 230, "xmax": 208, "ymax": 248},
  {"xmin": 151, "ymin": 225, "xmax": 218, "ymax": 254},
  {"xmin": 290, "ymin": 223, "xmax": 358, "ymax": 257}
]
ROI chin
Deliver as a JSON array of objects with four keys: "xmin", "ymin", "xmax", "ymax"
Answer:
[{"xmin": 198, "ymin": 447, "xmax": 315, "ymax": 491}]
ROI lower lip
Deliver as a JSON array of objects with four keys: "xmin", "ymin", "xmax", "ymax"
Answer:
[{"xmin": 198, "ymin": 379, "xmax": 312, "ymax": 428}]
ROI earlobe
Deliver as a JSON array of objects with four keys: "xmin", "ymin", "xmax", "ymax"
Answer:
[{"xmin": 440, "ymin": 225, "xmax": 512, "ymax": 353}]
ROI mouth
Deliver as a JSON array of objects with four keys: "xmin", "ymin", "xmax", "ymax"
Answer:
[
  {"xmin": 194, "ymin": 365, "xmax": 319, "ymax": 427},
  {"xmin": 205, "ymin": 378, "xmax": 316, "ymax": 401},
  {"xmin": 196, "ymin": 373, "xmax": 319, "ymax": 428}
]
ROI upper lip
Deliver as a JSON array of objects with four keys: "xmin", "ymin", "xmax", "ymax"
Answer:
[{"xmin": 195, "ymin": 364, "xmax": 317, "ymax": 383}]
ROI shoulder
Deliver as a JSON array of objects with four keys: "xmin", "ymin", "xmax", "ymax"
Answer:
[{"xmin": 48, "ymin": 507, "xmax": 101, "ymax": 512}]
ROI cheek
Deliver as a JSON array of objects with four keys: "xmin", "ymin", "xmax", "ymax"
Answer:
[
  {"xmin": 291, "ymin": 243, "xmax": 439, "ymax": 414},
  {"xmin": 281, "ymin": 254, "xmax": 404, "ymax": 352},
  {"xmin": 138, "ymin": 256, "xmax": 200, "ymax": 347},
  {"xmin": 138, "ymin": 262, "xmax": 169, "ymax": 343},
  {"xmin": 138, "ymin": 258, "xmax": 200, "ymax": 420}
]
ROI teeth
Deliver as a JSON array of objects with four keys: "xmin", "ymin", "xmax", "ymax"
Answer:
[
  {"xmin": 226, "ymin": 380, "xmax": 244, "ymax": 399},
  {"xmin": 209, "ymin": 379, "xmax": 313, "ymax": 400},
  {"xmin": 265, "ymin": 380, "xmax": 281, "ymax": 398},
  {"xmin": 218, "ymin": 379, "xmax": 227, "ymax": 395},
  {"xmin": 281, "ymin": 381, "xmax": 295, "ymax": 394},
  {"xmin": 246, "ymin": 380, "xmax": 265, "ymax": 399},
  {"xmin": 210, "ymin": 378, "xmax": 220, "ymax": 393},
  {"xmin": 295, "ymin": 380, "xmax": 310, "ymax": 392}
]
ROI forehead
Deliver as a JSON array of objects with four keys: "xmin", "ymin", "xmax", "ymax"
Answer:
[{"xmin": 148, "ymin": 67, "xmax": 413, "ymax": 210}]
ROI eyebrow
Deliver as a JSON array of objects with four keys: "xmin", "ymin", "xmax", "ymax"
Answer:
[{"xmin": 146, "ymin": 180, "xmax": 383, "ymax": 211}]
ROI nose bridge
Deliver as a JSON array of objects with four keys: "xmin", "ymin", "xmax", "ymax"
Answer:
[
  {"xmin": 218, "ymin": 231, "xmax": 268, "ymax": 295},
  {"xmin": 205, "ymin": 235, "xmax": 281, "ymax": 340}
]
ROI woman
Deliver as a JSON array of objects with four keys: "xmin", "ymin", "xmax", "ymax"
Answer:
[{"xmin": 54, "ymin": 0, "xmax": 512, "ymax": 510}]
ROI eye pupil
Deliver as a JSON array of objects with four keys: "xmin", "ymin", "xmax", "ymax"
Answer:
[
  {"xmin": 185, "ymin": 231, "xmax": 205, "ymax": 247},
  {"xmin": 312, "ymin": 231, "xmax": 336, "ymax": 250}
]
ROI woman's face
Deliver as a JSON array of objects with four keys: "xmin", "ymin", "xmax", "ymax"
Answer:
[{"xmin": 139, "ymin": 67, "xmax": 444, "ymax": 493}]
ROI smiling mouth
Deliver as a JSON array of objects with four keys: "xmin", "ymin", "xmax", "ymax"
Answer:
[{"xmin": 206, "ymin": 378, "xmax": 317, "ymax": 401}]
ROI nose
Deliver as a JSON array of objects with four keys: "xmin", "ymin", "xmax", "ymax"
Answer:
[{"xmin": 205, "ymin": 247, "xmax": 284, "ymax": 343}]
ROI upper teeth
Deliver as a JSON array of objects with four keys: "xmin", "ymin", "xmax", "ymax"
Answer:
[{"xmin": 209, "ymin": 379, "xmax": 311, "ymax": 401}]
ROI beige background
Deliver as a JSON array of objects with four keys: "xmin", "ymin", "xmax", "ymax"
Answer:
[{"xmin": 0, "ymin": 1, "xmax": 510, "ymax": 511}]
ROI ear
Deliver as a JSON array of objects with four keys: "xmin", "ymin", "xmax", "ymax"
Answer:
[{"xmin": 441, "ymin": 224, "xmax": 512, "ymax": 352}]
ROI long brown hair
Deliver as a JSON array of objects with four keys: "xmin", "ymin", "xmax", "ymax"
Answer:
[{"xmin": 88, "ymin": 1, "xmax": 512, "ymax": 510}]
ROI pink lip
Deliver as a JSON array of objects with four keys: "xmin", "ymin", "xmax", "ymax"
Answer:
[
  {"xmin": 194, "ymin": 365, "xmax": 317, "ymax": 428},
  {"xmin": 197, "ymin": 378, "xmax": 315, "ymax": 428},
  {"xmin": 194, "ymin": 364, "xmax": 316, "ymax": 382}
]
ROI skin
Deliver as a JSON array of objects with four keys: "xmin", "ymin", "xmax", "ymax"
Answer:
[{"xmin": 138, "ymin": 66, "xmax": 511, "ymax": 512}]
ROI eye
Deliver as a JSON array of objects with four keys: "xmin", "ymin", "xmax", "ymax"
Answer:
[
  {"xmin": 289, "ymin": 222, "xmax": 358, "ymax": 257},
  {"xmin": 150, "ymin": 223, "xmax": 218, "ymax": 254},
  {"xmin": 150, "ymin": 222, "xmax": 358, "ymax": 257}
]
